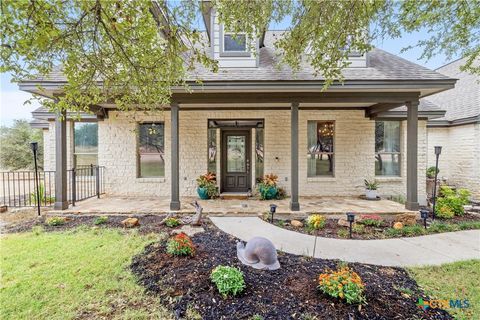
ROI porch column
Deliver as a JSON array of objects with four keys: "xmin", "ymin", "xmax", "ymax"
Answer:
[
  {"xmin": 406, "ymin": 100, "xmax": 419, "ymax": 210},
  {"xmin": 54, "ymin": 110, "xmax": 68, "ymax": 210},
  {"xmin": 290, "ymin": 102, "xmax": 300, "ymax": 211},
  {"xmin": 170, "ymin": 102, "xmax": 181, "ymax": 211}
]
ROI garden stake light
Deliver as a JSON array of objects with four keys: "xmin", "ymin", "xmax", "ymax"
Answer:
[
  {"xmin": 30, "ymin": 142, "xmax": 41, "ymax": 216},
  {"xmin": 269, "ymin": 204, "xmax": 277, "ymax": 223},
  {"xmin": 347, "ymin": 212, "xmax": 355, "ymax": 239},
  {"xmin": 432, "ymin": 146, "xmax": 442, "ymax": 221},
  {"xmin": 420, "ymin": 209, "xmax": 428, "ymax": 230}
]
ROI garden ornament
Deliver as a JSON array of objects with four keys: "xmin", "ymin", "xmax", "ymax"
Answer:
[{"xmin": 236, "ymin": 237, "xmax": 280, "ymax": 270}]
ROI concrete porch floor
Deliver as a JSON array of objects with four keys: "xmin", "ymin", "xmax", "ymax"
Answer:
[{"xmin": 51, "ymin": 195, "xmax": 415, "ymax": 217}]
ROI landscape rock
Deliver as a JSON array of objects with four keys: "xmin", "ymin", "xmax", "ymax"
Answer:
[
  {"xmin": 337, "ymin": 218, "xmax": 354, "ymax": 227},
  {"xmin": 290, "ymin": 220, "xmax": 304, "ymax": 228},
  {"xmin": 171, "ymin": 225, "xmax": 205, "ymax": 237},
  {"xmin": 121, "ymin": 217, "xmax": 139, "ymax": 228},
  {"xmin": 394, "ymin": 213, "xmax": 418, "ymax": 226},
  {"xmin": 393, "ymin": 222, "xmax": 404, "ymax": 230}
]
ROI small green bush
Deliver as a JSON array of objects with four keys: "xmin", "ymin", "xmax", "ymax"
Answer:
[
  {"xmin": 358, "ymin": 215, "xmax": 383, "ymax": 227},
  {"xmin": 166, "ymin": 233, "xmax": 195, "ymax": 256},
  {"xmin": 45, "ymin": 217, "xmax": 66, "ymax": 226},
  {"xmin": 436, "ymin": 186, "xmax": 470, "ymax": 218},
  {"xmin": 165, "ymin": 217, "xmax": 181, "ymax": 228},
  {"xmin": 94, "ymin": 216, "xmax": 108, "ymax": 225},
  {"xmin": 428, "ymin": 222, "xmax": 458, "ymax": 233},
  {"xmin": 402, "ymin": 224, "xmax": 426, "ymax": 237},
  {"xmin": 210, "ymin": 265, "xmax": 245, "ymax": 298},
  {"xmin": 352, "ymin": 224, "xmax": 366, "ymax": 234},
  {"xmin": 337, "ymin": 229, "xmax": 349, "ymax": 238},
  {"xmin": 426, "ymin": 166, "xmax": 439, "ymax": 179},
  {"xmin": 385, "ymin": 228, "xmax": 402, "ymax": 237},
  {"xmin": 458, "ymin": 221, "xmax": 480, "ymax": 230}
]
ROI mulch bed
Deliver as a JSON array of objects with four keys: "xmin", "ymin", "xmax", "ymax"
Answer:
[
  {"xmin": 270, "ymin": 213, "xmax": 480, "ymax": 240},
  {"xmin": 1, "ymin": 214, "xmax": 172, "ymax": 234},
  {"xmin": 131, "ymin": 225, "xmax": 452, "ymax": 320}
]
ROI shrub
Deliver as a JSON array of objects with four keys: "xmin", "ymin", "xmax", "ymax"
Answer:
[
  {"xmin": 165, "ymin": 217, "xmax": 181, "ymax": 228},
  {"xmin": 337, "ymin": 229, "xmax": 349, "ymax": 238},
  {"xmin": 352, "ymin": 224, "xmax": 366, "ymax": 234},
  {"xmin": 94, "ymin": 216, "xmax": 108, "ymax": 225},
  {"xmin": 359, "ymin": 214, "xmax": 383, "ymax": 227},
  {"xmin": 166, "ymin": 233, "xmax": 195, "ymax": 256},
  {"xmin": 428, "ymin": 222, "xmax": 458, "ymax": 233},
  {"xmin": 306, "ymin": 214, "xmax": 326, "ymax": 230},
  {"xmin": 436, "ymin": 186, "xmax": 470, "ymax": 217},
  {"xmin": 402, "ymin": 224, "xmax": 426, "ymax": 237},
  {"xmin": 196, "ymin": 172, "xmax": 219, "ymax": 198},
  {"xmin": 318, "ymin": 267, "xmax": 366, "ymax": 304},
  {"xmin": 458, "ymin": 221, "xmax": 480, "ymax": 230},
  {"xmin": 210, "ymin": 265, "xmax": 245, "ymax": 298},
  {"xmin": 426, "ymin": 166, "xmax": 439, "ymax": 179},
  {"xmin": 364, "ymin": 179, "xmax": 378, "ymax": 190},
  {"xmin": 45, "ymin": 217, "xmax": 66, "ymax": 226}
]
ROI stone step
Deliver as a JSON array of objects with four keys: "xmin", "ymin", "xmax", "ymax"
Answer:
[{"xmin": 220, "ymin": 192, "xmax": 250, "ymax": 200}]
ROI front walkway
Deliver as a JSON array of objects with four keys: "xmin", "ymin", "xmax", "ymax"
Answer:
[
  {"xmin": 210, "ymin": 217, "xmax": 480, "ymax": 267},
  {"xmin": 51, "ymin": 195, "xmax": 414, "ymax": 216}
]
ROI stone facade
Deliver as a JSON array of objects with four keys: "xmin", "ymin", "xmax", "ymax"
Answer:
[
  {"xmin": 43, "ymin": 120, "xmax": 74, "ymax": 172},
  {"xmin": 41, "ymin": 109, "xmax": 428, "ymax": 203},
  {"xmin": 427, "ymin": 123, "xmax": 480, "ymax": 198}
]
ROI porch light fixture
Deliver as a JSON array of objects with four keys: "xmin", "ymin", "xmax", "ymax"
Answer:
[
  {"xmin": 30, "ymin": 142, "xmax": 41, "ymax": 217},
  {"xmin": 269, "ymin": 204, "xmax": 277, "ymax": 223},
  {"xmin": 432, "ymin": 146, "xmax": 442, "ymax": 221},
  {"xmin": 346, "ymin": 212, "xmax": 355, "ymax": 239},
  {"xmin": 420, "ymin": 209, "xmax": 429, "ymax": 229}
]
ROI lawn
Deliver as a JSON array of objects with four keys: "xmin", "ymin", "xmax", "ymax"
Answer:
[
  {"xmin": 409, "ymin": 260, "xmax": 480, "ymax": 320},
  {"xmin": 0, "ymin": 227, "xmax": 171, "ymax": 320}
]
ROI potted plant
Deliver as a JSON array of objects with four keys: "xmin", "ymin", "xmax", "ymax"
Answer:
[
  {"xmin": 257, "ymin": 174, "xmax": 279, "ymax": 200},
  {"xmin": 364, "ymin": 179, "xmax": 379, "ymax": 200},
  {"xmin": 196, "ymin": 172, "xmax": 219, "ymax": 200},
  {"xmin": 426, "ymin": 166, "xmax": 439, "ymax": 200}
]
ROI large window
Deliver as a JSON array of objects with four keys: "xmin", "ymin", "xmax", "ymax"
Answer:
[
  {"xmin": 375, "ymin": 121, "xmax": 401, "ymax": 176},
  {"xmin": 307, "ymin": 121, "xmax": 335, "ymax": 177},
  {"xmin": 138, "ymin": 123, "xmax": 164, "ymax": 177},
  {"xmin": 223, "ymin": 33, "xmax": 247, "ymax": 52},
  {"xmin": 74, "ymin": 122, "xmax": 98, "ymax": 167}
]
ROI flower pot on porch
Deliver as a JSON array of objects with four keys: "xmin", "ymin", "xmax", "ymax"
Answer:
[
  {"xmin": 260, "ymin": 186, "xmax": 278, "ymax": 200},
  {"xmin": 197, "ymin": 187, "xmax": 209, "ymax": 200},
  {"xmin": 365, "ymin": 189, "xmax": 378, "ymax": 200}
]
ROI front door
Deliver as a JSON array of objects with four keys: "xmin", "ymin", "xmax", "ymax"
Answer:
[{"xmin": 221, "ymin": 130, "xmax": 251, "ymax": 192}]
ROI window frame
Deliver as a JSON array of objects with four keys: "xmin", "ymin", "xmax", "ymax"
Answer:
[
  {"xmin": 137, "ymin": 122, "xmax": 165, "ymax": 178},
  {"xmin": 219, "ymin": 26, "xmax": 251, "ymax": 57},
  {"xmin": 375, "ymin": 120, "xmax": 401, "ymax": 177},
  {"xmin": 307, "ymin": 120, "xmax": 336, "ymax": 177},
  {"xmin": 73, "ymin": 121, "xmax": 98, "ymax": 168}
]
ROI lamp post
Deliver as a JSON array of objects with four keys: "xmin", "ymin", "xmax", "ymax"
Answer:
[
  {"xmin": 30, "ymin": 142, "xmax": 41, "ymax": 217},
  {"xmin": 346, "ymin": 212, "xmax": 355, "ymax": 239},
  {"xmin": 420, "ymin": 209, "xmax": 428, "ymax": 229},
  {"xmin": 269, "ymin": 204, "xmax": 277, "ymax": 223},
  {"xmin": 432, "ymin": 146, "xmax": 442, "ymax": 221}
]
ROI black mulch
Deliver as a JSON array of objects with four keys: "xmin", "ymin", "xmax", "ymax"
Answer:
[{"xmin": 130, "ymin": 225, "xmax": 452, "ymax": 320}]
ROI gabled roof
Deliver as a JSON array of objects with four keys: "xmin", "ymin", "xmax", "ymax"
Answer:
[{"xmin": 424, "ymin": 57, "xmax": 479, "ymax": 123}]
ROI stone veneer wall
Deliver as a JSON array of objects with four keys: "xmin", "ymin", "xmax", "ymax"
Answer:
[
  {"xmin": 41, "ymin": 109, "xmax": 428, "ymax": 203},
  {"xmin": 427, "ymin": 123, "xmax": 480, "ymax": 198},
  {"xmin": 42, "ymin": 121, "xmax": 74, "ymax": 172}
]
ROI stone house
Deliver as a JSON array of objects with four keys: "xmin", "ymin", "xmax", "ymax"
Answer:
[{"xmin": 24, "ymin": 7, "xmax": 456, "ymax": 211}]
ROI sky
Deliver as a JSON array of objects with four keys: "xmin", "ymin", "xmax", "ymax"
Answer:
[{"xmin": 0, "ymin": 25, "xmax": 457, "ymax": 127}]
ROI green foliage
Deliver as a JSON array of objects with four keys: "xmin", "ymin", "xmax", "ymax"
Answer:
[
  {"xmin": 352, "ymin": 224, "xmax": 366, "ymax": 234},
  {"xmin": 426, "ymin": 166, "xmax": 439, "ymax": 179},
  {"xmin": 275, "ymin": 220, "xmax": 286, "ymax": 227},
  {"xmin": 318, "ymin": 267, "xmax": 366, "ymax": 305},
  {"xmin": 30, "ymin": 183, "xmax": 55, "ymax": 205},
  {"xmin": 358, "ymin": 214, "xmax": 383, "ymax": 227},
  {"xmin": 364, "ymin": 179, "xmax": 378, "ymax": 190},
  {"xmin": 166, "ymin": 233, "xmax": 195, "ymax": 256},
  {"xmin": 0, "ymin": 120, "xmax": 43, "ymax": 170},
  {"xmin": 93, "ymin": 216, "xmax": 108, "ymax": 225},
  {"xmin": 436, "ymin": 186, "xmax": 470, "ymax": 218},
  {"xmin": 251, "ymin": 315, "xmax": 264, "ymax": 320},
  {"xmin": 196, "ymin": 172, "xmax": 219, "ymax": 199},
  {"xmin": 306, "ymin": 214, "xmax": 326, "ymax": 231},
  {"xmin": 165, "ymin": 217, "xmax": 181, "ymax": 228},
  {"xmin": 210, "ymin": 265, "xmax": 245, "ymax": 298},
  {"xmin": 45, "ymin": 217, "xmax": 66, "ymax": 226},
  {"xmin": 385, "ymin": 224, "xmax": 425, "ymax": 237},
  {"xmin": 337, "ymin": 229, "xmax": 349, "ymax": 239},
  {"xmin": 388, "ymin": 194, "xmax": 406, "ymax": 205}
]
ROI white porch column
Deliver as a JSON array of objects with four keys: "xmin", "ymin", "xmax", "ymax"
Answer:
[
  {"xmin": 54, "ymin": 110, "xmax": 68, "ymax": 210},
  {"xmin": 170, "ymin": 102, "xmax": 181, "ymax": 211},
  {"xmin": 406, "ymin": 100, "xmax": 419, "ymax": 210}
]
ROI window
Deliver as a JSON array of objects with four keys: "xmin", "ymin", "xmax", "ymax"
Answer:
[
  {"xmin": 307, "ymin": 121, "xmax": 335, "ymax": 176},
  {"xmin": 375, "ymin": 121, "xmax": 401, "ymax": 176},
  {"xmin": 208, "ymin": 128, "xmax": 217, "ymax": 174},
  {"xmin": 223, "ymin": 33, "xmax": 247, "ymax": 52},
  {"xmin": 74, "ymin": 122, "xmax": 98, "ymax": 167},
  {"xmin": 138, "ymin": 123, "xmax": 164, "ymax": 177}
]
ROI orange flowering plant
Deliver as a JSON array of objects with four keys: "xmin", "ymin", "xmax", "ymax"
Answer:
[
  {"xmin": 166, "ymin": 233, "xmax": 195, "ymax": 257},
  {"xmin": 318, "ymin": 267, "xmax": 366, "ymax": 305}
]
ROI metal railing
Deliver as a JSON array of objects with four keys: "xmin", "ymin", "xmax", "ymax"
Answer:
[{"xmin": 0, "ymin": 165, "xmax": 105, "ymax": 208}]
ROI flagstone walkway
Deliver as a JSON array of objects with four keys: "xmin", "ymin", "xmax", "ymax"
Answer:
[{"xmin": 210, "ymin": 216, "xmax": 480, "ymax": 267}]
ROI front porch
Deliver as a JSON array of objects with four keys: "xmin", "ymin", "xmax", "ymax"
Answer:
[{"xmin": 50, "ymin": 195, "xmax": 414, "ymax": 216}]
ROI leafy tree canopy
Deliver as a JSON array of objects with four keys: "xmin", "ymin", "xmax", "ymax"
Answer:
[
  {"xmin": 0, "ymin": 120, "xmax": 44, "ymax": 170},
  {"xmin": 1, "ymin": 0, "xmax": 479, "ymax": 115}
]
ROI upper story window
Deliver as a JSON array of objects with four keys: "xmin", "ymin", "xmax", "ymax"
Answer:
[
  {"xmin": 375, "ymin": 121, "xmax": 401, "ymax": 176},
  {"xmin": 138, "ymin": 123, "xmax": 164, "ymax": 178},
  {"xmin": 224, "ymin": 33, "xmax": 247, "ymax": 52},
  {"xmin": 307, "ymin": 121, "xmax": 335, "ymax": 177},
  {"xmin": 74, "ymin": 122, "xmax": 98, "ymax": 167}
]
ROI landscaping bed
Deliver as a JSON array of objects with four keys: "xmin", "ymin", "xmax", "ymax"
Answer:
[
  {"xmin": 130, "ymin": 225, "xmax": 452, "ymax": 320},
  {"xmin": 267, "ymin": 213, "xmax": 480, "ymax": 240}
]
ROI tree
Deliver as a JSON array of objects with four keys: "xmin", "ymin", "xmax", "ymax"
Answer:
[
  {"xmin": 0, "ymin": 120, "xmax": 44, "ymax": 170},
  {"xmin": 1, "ymin": 0, "xmax": 479, "ymax": 115}
]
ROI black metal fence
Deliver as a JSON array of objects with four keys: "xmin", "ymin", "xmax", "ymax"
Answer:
[{"xmin": 0, "ymin": 165, "xmax": 105, "ymax": 208}]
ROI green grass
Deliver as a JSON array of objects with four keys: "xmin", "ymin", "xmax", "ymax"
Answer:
[
  {"xmin": 409, "ymin": 260, "xmax": 480, "ymax": 320},
  {"xmin": 0, "ymin": 228, "xmax": 171, "ymax": 320}
]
